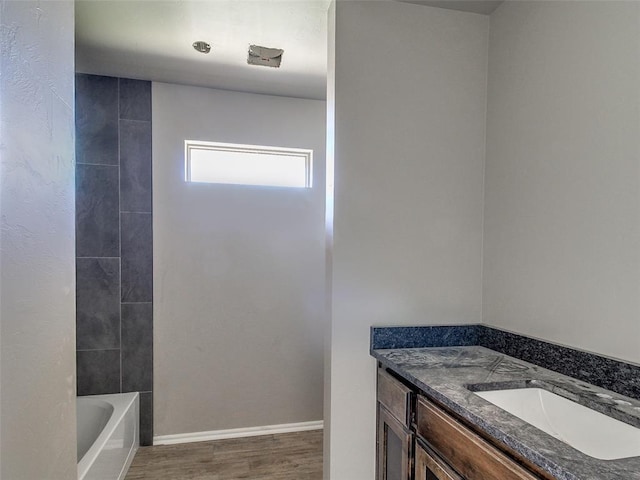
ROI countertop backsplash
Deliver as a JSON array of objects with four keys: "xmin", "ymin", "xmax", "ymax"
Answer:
[{"xmin": 371, "ymin": 324, "xmax": 640, "ymax": 401}]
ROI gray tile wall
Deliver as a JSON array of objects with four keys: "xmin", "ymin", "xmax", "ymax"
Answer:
[{"xmin": 75, "ymin": 73, "xmax": 153, "ymax": 445}]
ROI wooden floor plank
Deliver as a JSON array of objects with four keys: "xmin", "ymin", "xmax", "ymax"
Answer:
[{"xmin": 125, "ymin": 430, "xmax": 323, "ymax": 480}]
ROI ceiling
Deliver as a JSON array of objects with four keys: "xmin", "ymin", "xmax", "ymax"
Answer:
[
  {"xmin": 76, "ymin": 0, "xmax": 503, "ymax": 101},
  {"xmin": 398, "ymin": 0, "xmax": 504, "ymax": 15},
  {"xmin": 75, "ymin": 0, "xmax": 331, "ymax": 100}
]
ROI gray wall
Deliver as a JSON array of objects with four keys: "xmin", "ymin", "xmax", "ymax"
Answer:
[
  {"xmin": 75, "ymin": 73, "xmax": 154, "ymax": 444},
  {"xmin": 153, "ymin": 83, "xmax": 326, "ymax": 437},
  {"xmin": 483, "ymin": 0, "xmax": 640, "ymax": 364},
  {"xmin": 328, "ymin": 2, "xmax": 488, "ymax": 478},
  {"xmin": 0, "ymin": 1, "xmax": 77, "ymax": 478}
]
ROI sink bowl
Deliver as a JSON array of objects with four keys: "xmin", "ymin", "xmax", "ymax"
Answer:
[{"xmin": 474, "ymin": 388, "xmax": 640, "ymax": 460}]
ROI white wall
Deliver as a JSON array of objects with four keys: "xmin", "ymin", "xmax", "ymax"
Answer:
[
  {"xmin": 323, "ymin": 3, "xmax": 336, "ymax": 478},
  {"xmin": 483, "ymin": 0, "xmax": 640, "ymax": 364},
  {"xmin": 0, "ymin": 1, "xmax": 77, "ymax": 478},
  {"xmin": 328, "ymin": 2, "xmax": 488, "ymax": 478},
  {"xmin": 153, "ymin": 83, "xmax": 326, "ymax": 436}
]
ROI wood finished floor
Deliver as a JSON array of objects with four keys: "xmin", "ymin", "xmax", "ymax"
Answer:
[{"xmin": 125, "ymin": 430, "xmax": 323, "ymax": 480}]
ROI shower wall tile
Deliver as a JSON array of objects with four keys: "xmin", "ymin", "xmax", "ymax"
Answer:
[
  {"xmin": 122, "ymin": 303, "xmax": 153, "ymax": 393},
  {"xmin": 139, "ymin": 392, "xmax": 154, "ymax": 446},
  {"xmin": 77, "ymin": 349, "xmax": 121, "ymax": 396},
  {"xmin": 75, "ymin": 74, "xmax": 154, "ymax": 445},
  {"xmin": 121, "ymin": 212, "xmax": 153, "ymax": 303},
  {"xmin": 76, "ymin": 74, "xmax": 119, "ymax": 165},
  {"xmin": 119, "ymin": 78, "xmax": 152, "ymax": 122},
  {"xmin": 76, "ymin": 258, "xmax": 121, "ymax": 350},
  {"xmin": 76, "ymin": 164, "xmax": 120, "ymax": 257},
  {"xmin": 120, "ymin": 120, "xmax": 152, "ymax": 213}
]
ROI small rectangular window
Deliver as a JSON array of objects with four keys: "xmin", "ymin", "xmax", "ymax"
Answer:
[{"xmin": 185, "ymin": 140, "xmax": 312, "ymax": 188}]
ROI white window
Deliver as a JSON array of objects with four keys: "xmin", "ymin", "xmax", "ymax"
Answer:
[{"xmin": 185, "ymin": 140, "xmax": 313, "ymax": 188}]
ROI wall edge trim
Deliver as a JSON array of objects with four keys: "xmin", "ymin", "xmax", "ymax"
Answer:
[{"xmin": 153, "ymin": 420, "xmax": 324, "ymax": 445}]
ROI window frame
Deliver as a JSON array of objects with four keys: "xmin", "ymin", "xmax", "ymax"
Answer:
[{"xmin": 184, "ymin": 140, "xmax": 313, "ymax": 188}]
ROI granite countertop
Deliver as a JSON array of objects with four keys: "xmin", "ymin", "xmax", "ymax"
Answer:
[{"xmin": 372, "ymin": 346, "xmax": 640, "ymax": 480}]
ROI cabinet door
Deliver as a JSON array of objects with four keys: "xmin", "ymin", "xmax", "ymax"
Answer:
[
  {"xmin": 377, "ymin": 404, "xmax": 413, "ymax": 480},
  {"xmin": 415, "ymin": 440, "xmax": 462, "ymax": 480}
]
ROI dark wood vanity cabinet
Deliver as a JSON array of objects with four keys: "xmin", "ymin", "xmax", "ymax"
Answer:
[
  {"xmin": 376, "ymin": 368, "xmax": 413, "ymax": 480},
  {"xmin": 376, "ymin": 366, "xmax": 548, "ymax": 480}
]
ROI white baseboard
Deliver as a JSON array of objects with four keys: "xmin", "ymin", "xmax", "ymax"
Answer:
[{"xmin": 153, "ymin": 420, "xmax": 323, "ymax": 446}]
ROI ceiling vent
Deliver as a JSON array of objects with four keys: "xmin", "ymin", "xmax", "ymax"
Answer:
[
  {"xmin": 192, "ymin": 41, "xmax": 211, "ymax": 54},
  {"xmin": 247, "ymin": 45, "xmax": 284, "ymax": 68}
]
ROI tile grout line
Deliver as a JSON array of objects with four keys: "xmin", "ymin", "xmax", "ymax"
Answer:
[
  {"xmin": 148, "ymin": 82, "xmax": 154, "ymax": 444},
  {"xmin": 76, "ymin": 162, "xmax": 119, "ymax": 167},
  {"xmin": 120, "ymin": 118, "xmax": 151, "ymax": 124},
  {"xmin": 118, "ymin": 77, "xmax": 123, "ymax": 395},
  {"xmin": 77, "ymin": 348, "xmax": 121, "ymax": 352}
]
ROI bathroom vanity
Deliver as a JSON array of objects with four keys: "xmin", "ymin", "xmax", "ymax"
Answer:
[
  {"xmin": 371, "ymin": 336, "xmax": 640, "ymax": 480},
  {"xmin": 377, "ymin": 366, "xmax": 547, "ymax": 480}
]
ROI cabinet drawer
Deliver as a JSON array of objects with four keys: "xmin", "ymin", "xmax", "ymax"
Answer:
[
  {"xmin": 377, "ymin": 368, "xmax": 412, "ymax": 426},
  {"xmin": 416, "ymin": 397, "xmax": 539, "ymax": 480}
]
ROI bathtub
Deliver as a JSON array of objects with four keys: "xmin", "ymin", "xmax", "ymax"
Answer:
[{"xmin": 77, "ymin": 392, "xmax": 140, "ymax": 480}]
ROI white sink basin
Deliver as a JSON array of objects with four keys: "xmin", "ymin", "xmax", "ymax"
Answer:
[{"xmin": 475, "ymin": 388, "xmax": 640, "ymax": 460}]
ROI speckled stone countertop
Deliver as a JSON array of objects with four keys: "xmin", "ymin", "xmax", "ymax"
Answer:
[{"xmin": 372, "ymin": 346, "xmax": 640, "ymax": 480}]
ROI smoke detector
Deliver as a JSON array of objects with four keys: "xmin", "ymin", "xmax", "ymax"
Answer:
[{"xmin": 247, "ymin": 45, "xmax": 284, "ymax": 68}]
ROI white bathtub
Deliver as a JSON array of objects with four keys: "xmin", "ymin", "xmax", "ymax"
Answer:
[{"xmin": 77, "ymin": 393, "xmax": 140, "ymax": 480}]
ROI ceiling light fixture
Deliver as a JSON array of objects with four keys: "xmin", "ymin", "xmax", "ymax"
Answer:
[
  {"xmin": 247, "ymin": 44, "xmax": 284, "ymax": 68},
  {"xmin": 192, "ymin": 41, "xmax": 211, "ymax": 54}
]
